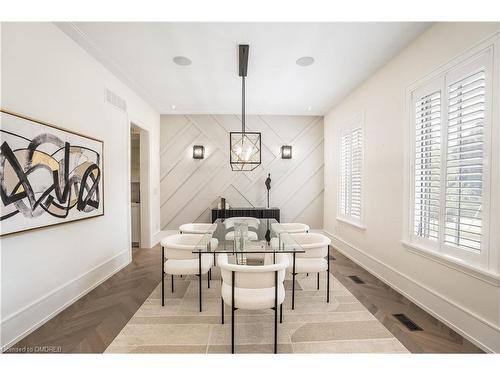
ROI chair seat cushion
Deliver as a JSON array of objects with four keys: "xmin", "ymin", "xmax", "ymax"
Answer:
[
  {"xmin": 165, "ymin": 254, "xmax": 213, "ymax": 275},
  {"xmin": 221, "ymin": 283, "xmax": 285, "ymax": 310},
  {"xmin": 287, "ymin": 257, "xmax": 327, "ymax": 273}
]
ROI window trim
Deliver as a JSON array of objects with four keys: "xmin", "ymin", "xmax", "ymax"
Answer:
[
  {"xmin": 404, "ymin": 33, "xmax": 500, "ymax": 276},
  {"xmin": 336, "ymin": 215, "xmax": 366, "ymax": 230},
  {"xmin": 337, "ymin": 110, "xmax": 365, "ymax": 229},
  {"xmin": 401, "ymin": 240, "xmax": 500, "ymax": 286}
]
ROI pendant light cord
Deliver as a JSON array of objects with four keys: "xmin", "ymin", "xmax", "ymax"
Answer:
[{"xmin": 242, "ymin": 75, "xmax": 246, "ymax": 133}]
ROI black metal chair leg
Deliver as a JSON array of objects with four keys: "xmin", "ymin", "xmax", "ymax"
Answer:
[
  {"xmin": 280, "ymin": 303, "xmax": 283, "ymax": 324},
  {"xmin": 208, "ymin": 269, "xmax": 211, "ymax": 289},
  {"xmin": 171, "ymin": 275, "xmax": 174, "ymax": 293},
  {"xmin": 161, "ymin": 246, "xmax": 165, "ymax": 306},
  {"xmin": 231, "ymin": 271, "xmax": 235, "ymax": 354},
  {"xmin": 199, "ymin": 253, "xmax": 202, "ymax": 312},
  {"xmin": 317, "ymin": 272, "xmax": 320, "ymax": 290},
  {"xmin": 221, "ymin": 298, "xmax": 224, "ymax": 324},
  {"xmin": 292, "ymin": 253, "xmax": 296, "ymax": 310},
  {"xmin": 274, "ymin": 270, "xmax": 278, "ymax": 354},
  {"xmin": 327, "ymin": 246, "xmax": 330, "ymax": 303}
]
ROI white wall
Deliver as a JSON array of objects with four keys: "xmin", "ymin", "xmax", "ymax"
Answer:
[
  {"xmin": 324, "ymin": 22, "xmax": 500, "ymax": 352},
  {"xmin": 0, "ymin": 22, "xmax": 160, "ymax": 349},
  {"xmin": 160, "ymin": 114, "xmax": 324, "ymax": 230}
]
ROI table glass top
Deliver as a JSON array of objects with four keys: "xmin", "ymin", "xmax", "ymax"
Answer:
[{"xmin": 193, "ymin": 218, "xmax": 303, "ymax": 254}]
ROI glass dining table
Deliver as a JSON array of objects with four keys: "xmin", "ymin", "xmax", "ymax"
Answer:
[
  {"xmin": 193, "ymin": 218, "xmax": 305, "ymax": 257},
  {"xmin": 191, "ymin": 218, "xmax": 305, "ymax": 310}
]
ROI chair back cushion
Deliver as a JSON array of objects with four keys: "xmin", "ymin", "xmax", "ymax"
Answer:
[
  {"xmin": 179, "ymin": 223, "xmax": 216, "ymax": 234},
  {"xmin": 162, "ymin": 233, "xmax": 208, "ymax": 260},
  {"xmin": 290, "ymin": 233, "xmax": 331, "ymax": 258},
  {"xmin": 273, "ymin": 222, "xmax": 310, "ymax": 234},
  {"xmin": 218, "ymin": 253, "xmax": 287, "ymax": 289},
  {"xmin": 224, "ymin": 217, "xmax": 260, "ymax": 230}
]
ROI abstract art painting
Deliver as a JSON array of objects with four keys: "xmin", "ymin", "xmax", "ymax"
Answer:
[{"xmin": 0, "ymin": 110, "xmax": 104, "ymax": 236}]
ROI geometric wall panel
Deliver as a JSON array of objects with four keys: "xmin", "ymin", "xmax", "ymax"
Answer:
[{"xmin": 160, "ymin": 114, "xmax": 324, "ymax": 229}]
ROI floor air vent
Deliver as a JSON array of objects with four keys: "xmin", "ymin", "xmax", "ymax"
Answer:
[
  {"xmin": 348, "ymin": 275, "xmax": 365, "ymax": 284},
  {"xmin": 393, "ymin": 314, "xmax": 423, "ymax": 331}
]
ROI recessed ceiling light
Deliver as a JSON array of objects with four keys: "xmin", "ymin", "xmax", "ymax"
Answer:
[
  {"xmin": 307, "ymin": 106, "xmax": 312, "ymax": 111},
  {"xmin": 171, "ymin": 104, "xmax": 176, "ymax": 110},
  {"xmin": 173, "ymin": 56, "xmax": 192, "ymax": 66},
  {"xmin": 296, "ymin": 56, "xmax": 315, "ymax": 67}
]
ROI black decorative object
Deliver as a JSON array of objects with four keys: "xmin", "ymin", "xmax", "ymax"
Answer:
[
  {"xmin": 193, "ymin": 145, "xmax": 204, "ymax": 159},
  {"xmin": 281, "ymin": 145, "xmax": 292, "ymax": 159},
  {"xmin": 265, "ymin": 219, "xmax": 271, "ymax": 244},
  {"xmin": 220, "ymin": 197, "xmax": 226, "ymax": 220},
  {"xmin": 265, "ymin": 173, "xmax": 271, "ymax": 208},
  {"xmin": 230, "ymin": 45, "xmax": 261, "ymax": 171}
]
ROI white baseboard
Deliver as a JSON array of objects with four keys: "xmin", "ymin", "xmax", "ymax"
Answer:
[
  {"xmin": 152, "ymin": 230, "xmax": 163, "ymax": 247},
  {"xmin": 1, "ymin": 248, "xmax": 131, "ymax": 351},
  {"xmin": 322, "ymin": 230, "xmax": 500, "ymax": 353}
]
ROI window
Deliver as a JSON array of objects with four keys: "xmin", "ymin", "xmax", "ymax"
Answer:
[
  {"xmin": 407, "ymin": 44, "xmax": 494, "ymax": 270},
  {"xmin": 338, "ymin": 114, "xmax": 364, "ymax": 228},
  {"xmin": 444, "ymin": 69, "xmax": 486, "ymax": 252}
]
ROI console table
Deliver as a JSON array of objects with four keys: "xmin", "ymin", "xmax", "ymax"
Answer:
[{"xmin": 211, "ymin": 207, "xmax": 280, "ymax": 223}]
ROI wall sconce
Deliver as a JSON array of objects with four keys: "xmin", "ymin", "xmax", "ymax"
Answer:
[
  {"xmin": 281, "ymin": 145, "xmax": 292, "ymax": 159},
  {"xmin": 193, "ymin": 145, "xmax": 205, "ymax": 159}
]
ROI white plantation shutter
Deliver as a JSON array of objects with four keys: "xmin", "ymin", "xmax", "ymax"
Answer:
[
  {"xmin": 414, "ymin": 91, "xmax": 441, "ymax": 241},
  {"xmin": 409, "ymin": 44, "xmax": 494, "ymax": 269},
  {"xmin": 340, "ymin": 126, "xmax": 363, "ymax": 222},
  {"xmin": 444, "ymin": 70, "xmax": 486, "ymax": 252},
  {"xmin": 351, "ymin": 127, "xmax": 363, "ymax": 219},
  {"xmin": 340, "ymin": 132, "xmax": 351, "ymax": 215}
]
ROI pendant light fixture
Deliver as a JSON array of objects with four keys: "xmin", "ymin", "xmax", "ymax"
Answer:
[{"xmin": 230, "ymin": 45, "xmax": 261, "ymax": 171}]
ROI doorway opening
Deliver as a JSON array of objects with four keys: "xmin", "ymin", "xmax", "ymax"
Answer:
[{"xmin": 130, "ymin": 125, "xmax": 141, "ymax": 248}]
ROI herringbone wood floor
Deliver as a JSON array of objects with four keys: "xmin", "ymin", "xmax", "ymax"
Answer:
[
  {"xmin": 329, "ymin": 249, "xmax": 483, "ymax": 353},
  {"xmin": 9, "ymin": 246, "xmax": 161, "ymax": 353},
  {"xmin": 7, "ymin": 244, "xmax": 483, "ymax": 353}
]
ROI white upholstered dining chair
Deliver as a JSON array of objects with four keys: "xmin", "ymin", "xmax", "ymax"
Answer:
[
  {"xmin": 224, "ymin": 217, "xmax": 262, "ymax": 261},
  {"xmin": 271, "ymin": 232, "xmax": 331, "ymax": 309},
  {"xmin": 224, "ymin": 217, "xmax": 259, "ymax": 240},
  {"xmin": 161, "ymin": 234, "xmax": 218, "ymax": 312},
  {"xmin": 218, "ymin": 252, "xmax": 288, "ymax": 354},
  {"xmin": 288, "ymin": 232, "xmax": 331, "ymax": 309}
]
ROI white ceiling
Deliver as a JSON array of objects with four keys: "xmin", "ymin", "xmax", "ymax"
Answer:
[{"xmin": 57, "ymin": 22, "xmax": 431, "ymax": 115}]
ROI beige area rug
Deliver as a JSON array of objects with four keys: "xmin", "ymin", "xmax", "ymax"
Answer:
[{"xmin": 106, "ymin": 267, "xmax": 409, "ymax": 354}]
